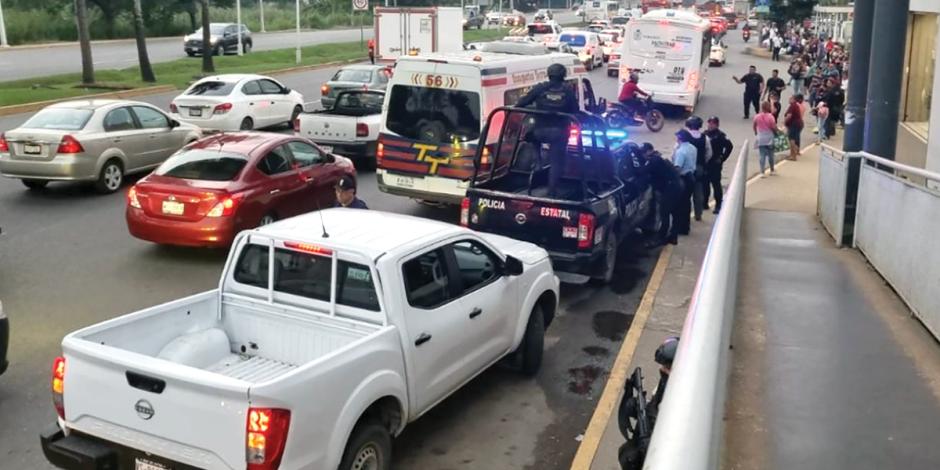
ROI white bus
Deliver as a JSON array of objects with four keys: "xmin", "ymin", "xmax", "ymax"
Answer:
[{"xmin": 618, "ymin": 9, "xmax": 712, "ymax": 111}]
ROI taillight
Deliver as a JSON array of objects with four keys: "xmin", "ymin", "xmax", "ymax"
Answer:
[
  {"xmin": 376, "ymin": 141, "xmax": 385, "ymax": 166},
  {"xmin": 169, "ymin": 103, "xmax": 179, "ymax": 114},
  {"xmin": 57, "ymin": 135, "xmax": 84, "ymax": 154},
  {"xmin": 293, "ymin": 118, "xmax": 300, "ymax": 133},
  {"xmin": 52, "ymin": 356, "xmax": 66, "ymax": 419},
  {"xmin": 0, "ymin": 133, "xmax": 8, "ymax": 153},
  {"xmin": 246, "ymin": 408, "xmax": 291, "ymax": 470},
  {"xmin": 127, "ymin": 186, "xmax": 141, "ymax": 209},
  {"xmin": 207, "ymin": 195, "xmax": 239, "ymax": 217},
  {"xmin": 213, "ymin": 103, "xmax": 233, "ymax": 115},
  {"xmin": 578, "ymin": 213, "xmax": 595, "ymax": 249},
  {"xmin": 688, "ymin": 70, "xmax": 699, "ymax": 91},
  {"xmin": 321, "ymin": 84, "xmax": 330, "ymax": 96},
  {"xmin": 568, "ymin": 126, "xmax": 581, "ymax": 146},
  {"xmin": 460, "ymin": 197, "xmax": 470, "ymax": 226},
  {"xmin": 356, "ymin": 123, "xmax": 369, "ymax": 137}
]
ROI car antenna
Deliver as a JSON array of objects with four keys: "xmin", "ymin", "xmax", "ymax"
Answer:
[{"xmin": 316, "ymin": 200, "xmax": 330, "ymax": 238}]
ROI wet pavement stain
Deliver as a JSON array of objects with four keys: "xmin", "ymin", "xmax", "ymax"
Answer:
[
  {"xmin": 568, "ymin": 365, "xmax": 605, "ymax": 395},
  {"xmin": 610, "ymin": 266, "xmax": 648, "ymax": 295},
  {"xmin": 582, "ymin": 345, "xmax": 610, "ymax": 357},
  {"xmin": 592, "ymin": 311, "xmax": 634, "ymax": 341}
]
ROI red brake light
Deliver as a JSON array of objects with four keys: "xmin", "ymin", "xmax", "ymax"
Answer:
[
  {"xmin": 376, "ymin": 141, "xmax": 385, "ymax": 166},
  {"xmin": 293, "ymin": 117, "xmax": 300, "ymax": 133},
  {"xmin": 246, "ymin": 408, "xmax": 291, "ymax": 470},
  {"xmin": 568, "ymin": 126, "xmax": 581, "ymax": 146},
  {"xmin": 578, "ymin": 213, "xmax": 595, "ymax": 249},
  {"xmin": 356, "ymin": 123, "xmax": 369, "ymax": 137},
  {"xmin": 283, "ymin": 241, "xmax": 333, "ymax": 256},
  {"xmin": 206, "ymin": 195, "xmax": 239, "ymax": 217},
  {"xmin": 169, "ymin": 103, "xmax": 179, "ymax": 114},
  {"xmin": 57, "ymin": 135, "xmax": 84, "ymax": 154},
  {"xmin": 127, "ymin": 186, "xmax": 141, "ymax": 209},
  {"xmin": 52, "ymin": 356, "xmax": 66, "ymax": 419},
  {"xmin": 213, "ymin": 103, "xmax": 233, "ymax": 115},
  {"xmin": 460, "ymin": 197, "xmax": 470, "ymax": 226},
  {"xmin": 0, "ymin": 133, "xmax": 8, "ymax": 153},
  {"xmin": 321, "ymin": 84, "xmax": 330, "ymax": 96}
]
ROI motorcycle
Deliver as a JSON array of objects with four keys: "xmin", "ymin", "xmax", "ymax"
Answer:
[
  {"xmin": 605, "ymin": 95, "xmax": 665, "ymax": 133},
  {"xmin": 742, "ymin": 29, "xmax": 751, "ymax": 42}
]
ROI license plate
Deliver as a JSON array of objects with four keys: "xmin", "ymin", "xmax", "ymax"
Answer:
[
  {"xmin": 320, "ymin": 145, "xmax": 333, "ymax": 154},
  {"xmin": 161, "ymin": 200, "xmax": 185, "ymax": 215},
  {"xmin": 135, "ymin": 458, "xmax": 171, "ymax": 470},
  {"xmin": 23, "ymin": 144, "xmax": 41, "ymax": 155},
  {"xmin": 562, "ymin": 226, "xmax": 578, "ymax": 238},
  {"xmin": 188, "ymin": 108, "xmax": 202, "ymax": 117},
  {"xmin": 394, "ymin": 176, "xmax": 415, "ymax": 188}
]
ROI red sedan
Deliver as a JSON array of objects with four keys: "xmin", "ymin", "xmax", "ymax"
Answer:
[{"xmin": 126, "ymin": 132, "xmax": 355, "ymax": 247}]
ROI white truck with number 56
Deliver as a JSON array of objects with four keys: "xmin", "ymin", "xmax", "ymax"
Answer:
[{"xmin": 40, "ymin": 209, "xmax": 560, "ymax": 470}]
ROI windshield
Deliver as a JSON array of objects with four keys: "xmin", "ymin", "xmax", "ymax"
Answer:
[
  {"xmin": 186, "ymin": 81, "xmax": 236, "ymax": 96},
  {"xmin": 332, "ymin": 69, "xmax": 373, "ymax": 83},
  {"xmin": 22, "ymin": 108, "xmax": 93, "ymax": 131},
  {"xmin": 193, "ymin": 25, "xmax": 227, "ymax": 35},
  {"xmin": 611, "ymin": 17, "xmax": 629, "ymax": 25},
  {"xmin": 386, "ymin": 85, "xmax": 481, "ymax": 144},
  {"xmin": 528, "ymin": 24, "xmax": 554, "ymax": 35},
  {"xmin": 234, "ymin": 244, "xmax": 380, "ymax": 311},
  {"xmin": 559, "ymin": 34, "xmax": 587, "ymax": 47},
  {"xmin": 155, "ymin": 149, "xmax": 247, "ymax": 181}
]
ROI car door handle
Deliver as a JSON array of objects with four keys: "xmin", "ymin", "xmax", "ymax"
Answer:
[
  {"xmin": 249, "ymin": 102, "xmax": 255, "ymax": 106},
  {"xmin": 112, "ymin": 138, "xmax": 122, "ymax": 143},
  {"xmin": 414, "ymin": 332, "xmax": 432, "ymax": 346},
  {"xmin": 269, "ymin": 189, "xmax": 280, "ymax": 195},
  {"xmin": 469, "ymin": 308, "xmax": 483, "ymax": 319}
]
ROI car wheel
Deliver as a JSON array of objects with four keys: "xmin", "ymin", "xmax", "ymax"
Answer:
[
  {"xmin": 243, "ymin": 41, "xmax": 252, "ymax": 54},
  {"xmin": 593, "ymin": 232, "xmax": 618, "ymax": 284},
  {"xmin": 95, "ymin": 159, "xmax": 124, "ymax": 194},
  {"xmin": 22, "ymin": 179, "xmax": 48, "ymax": 190},
  {"xmin": 239, "ymin": 117, "xmax": 254, "ymax": 131},
  {"xmin": 519, "ymin": 304, "xmax": 545, "ymax": 376},
  {"xmin": 214, "ymin": 45, "xmax": 223, "ymax": 56},
  {"xmin": 289, "ymin": 105, "xmax": 303, "ymax": 128},
  {"xmin": 258, "ymin": 212, "xmax": 277, "ymax": 227},
  {"xmin": 339, "ymin": 419, "xmax": 391, "ymax": 470},
  {"xmin": 186, "ymin": 51, "xmax": 196, "ymax": 57}
]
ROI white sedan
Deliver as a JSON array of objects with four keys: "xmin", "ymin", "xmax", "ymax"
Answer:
[{"xmin": 169, "ymin": 74, "xmax": 304, "ymax": 131}]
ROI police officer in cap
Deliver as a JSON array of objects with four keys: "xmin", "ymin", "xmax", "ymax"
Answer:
[
  {"xmin": 516, "ymin": 63, "xmax": 580, "ymax": 197},
  {"xmin": 639, "ymin": 143, "xmax": 681, "ymax": 247},
  {"xmin": 333, "ymin": 176, "xmax": 369, "ymax": 209}
]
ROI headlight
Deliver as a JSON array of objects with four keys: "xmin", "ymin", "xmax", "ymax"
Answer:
[{"xmin": 210, "ymin": 36, "xmax": 219, "ymax": 44}]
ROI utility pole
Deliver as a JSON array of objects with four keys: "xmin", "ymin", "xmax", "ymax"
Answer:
[
  {"xmin": 236, "ymin": 0, "xmax": 243, "ymax": 55},
  {"xmin": 295, "ymin": 0, "xmax": 301, "ymax": 64},
  {"xmin": 862, "ymin": 0, "xmax": 910, "ymax": 160},
  {"xmin": 0, "ymin": 0, "xmax": 9, "ymax": 47},
  {"xmin": 75, "ymin": 0, "xmax": 95, "ymax": 84},
  {"xmin": 843, "ymin": 0, "xmax": 874, "ymax": 153},
  {"xmin": 259, "ymin": 0, "xmax": 266, "ymax": 32}
]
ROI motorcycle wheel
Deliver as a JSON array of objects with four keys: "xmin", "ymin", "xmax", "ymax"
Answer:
[
  {"xmin": 645, "ymin": 109, "xmax": 665, "ymax": 133},
  {"xmin": 606, "ymin": 110, "xmax": 628, "ymax": 129}
]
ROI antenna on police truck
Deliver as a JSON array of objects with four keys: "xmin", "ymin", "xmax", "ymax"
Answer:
[{"xmin": 316, "ymin": 201, "xmax": 330, "ymax": 239}]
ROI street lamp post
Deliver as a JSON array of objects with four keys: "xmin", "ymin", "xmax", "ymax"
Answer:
[
  {"xmin": 295, "ymin": 0, "xmax": 301, "ymax": 64},
  {"xmin": 259, "ymin": 0, "xmax": 266, "ymax": 32},
  {"xmin": 0, "ymin": 0, "xmax": 9, "ymax": 48},
  {"xmin": 236, "ymin": 0, "xmax": 243, "ymax": 56}
]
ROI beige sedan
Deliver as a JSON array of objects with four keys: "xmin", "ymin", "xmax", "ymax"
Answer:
[{"xmin": 0, "ymin": 100, "xmax": 201, "ymax": 193}]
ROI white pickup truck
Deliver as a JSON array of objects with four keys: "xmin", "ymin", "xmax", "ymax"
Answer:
[
  {"xmin": 294, "ymin": 90, "xmax": 384, "ymax": 168},
  {"xmin": 41, "ymin": 209, "xmax": 560, "ymax": 470}
]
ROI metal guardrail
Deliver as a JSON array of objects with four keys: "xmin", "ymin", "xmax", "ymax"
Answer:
[{"xmin": 641, "ymin": 143, "xmax": 749, "ymax": 470}]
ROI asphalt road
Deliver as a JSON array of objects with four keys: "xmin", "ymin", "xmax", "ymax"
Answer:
[
  {"xmin": 0, "ymin": 32, "xmax": 781, "ymax": 469},
  {"xmin": 0, "ymin": 11, "xmax": 582, "ymax": 83}
]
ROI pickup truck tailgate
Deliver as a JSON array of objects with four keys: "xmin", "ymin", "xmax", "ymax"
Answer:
[
  {"xmin": 466, "ymin": 190, "xmax": 588, "ymax": 252},
  {"xmin": 64, "ymin": 344, "xmax": 249, "ymax": 470},
  {"xmin": 298, "ymin": 113, "xmax": 359, "ymax": 142}
]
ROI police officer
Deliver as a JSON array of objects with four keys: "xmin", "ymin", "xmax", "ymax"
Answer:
[
  {"xmin": 333, "ymin": 176, "xmax": 369, "ymax": 209},
  {"xmin": 702, "ymin": 116, "xmax": 734, "ymax": 214},
  {"xmin": 516, "ymin": 63, "xmax": 580, "ymax": 197},
  {"xmin": 684, "ymin": 116, "xmax": 709, "ymax": 220},
  {"xmin": 640, "ymin": 143, "xmax": 681, "ymax": 247}
]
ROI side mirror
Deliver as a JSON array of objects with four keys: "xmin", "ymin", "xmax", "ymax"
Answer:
[
  {"xmin": 324, "ymin": 153, "xmax": 335, "ymax": 163},
  {"xmin": 169, "ymin": 119, "xmax": 180, "ymax": 128},
  {"xmin": 282, "ymin": 87, "xmax": 291, "ymax": 94},
  {"xmin": 504, "ymin": 255, "xmax": 524, "ymax": 276}
]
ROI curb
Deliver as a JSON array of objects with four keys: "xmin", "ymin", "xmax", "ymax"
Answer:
[
  {"xmin": 263, "ymin": 57, "xmax": 365, "ymax": 77},
  {"xmin": 0, "ymin": 85, "xmax": 177, "ymax": 117}
]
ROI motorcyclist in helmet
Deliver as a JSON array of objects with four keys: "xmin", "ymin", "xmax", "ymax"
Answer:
[
  {"xmin": 517, "ymin": 63, "xmax": 580, "ymax": 197},
  {"xmin": 618, "ymin": 72, "xmax": 651, "ymax": 122},
  {"xmin": 650, "ymin": 336, "xmax": 678, "ymax": 411}
]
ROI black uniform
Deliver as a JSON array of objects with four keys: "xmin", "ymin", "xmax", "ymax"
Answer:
[
  {"xmin": 686, "ymin": 131, "xmax": 709, "ymax": 219},
  {"xmin": 739, "ymin": 72, "xmax": 764, "ymax": 118},
  {"xmin": 643, "ymin": 151, "xmax": 683, "ymax": 244},
  {"xmin": 824, "ymin": 86, "xmax": 845, "ymax": 137},
  {"xmin": 517, "ymin": 80, "xmax": 579, "ymax": 196},
  {"xmin": 702, "ymin": 128, "xmax": 734, "ymax": 213}
]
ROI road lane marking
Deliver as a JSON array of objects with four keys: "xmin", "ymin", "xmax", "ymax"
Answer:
[{"xmin": 569, "ymin": 244, "xmax": 674, "ymax": 470}]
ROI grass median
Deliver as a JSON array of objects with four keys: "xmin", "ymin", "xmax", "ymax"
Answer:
[{"xmin": 0, "ymin": 28, "xmax": 511, "ymax": 108}]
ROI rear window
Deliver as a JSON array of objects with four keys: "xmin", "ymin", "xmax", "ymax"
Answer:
[
  {"xmin": 332, "ymin": 69, "xmax": 373, "ymax": 83},
  {"xmin": 233, "ymin": 244, "xmax": 380, "ymax": 312},
  {"xmin": 155, "ymin": 149, "xmax": 247, "ymax": 181},
  {"xmin": 559, "ymin": 34, "xmax": 587, "ymax": 47},
  {"xmin": 335, "ymin": 92, "xmax": 384, "ymax": 114},
  {"xmin": 611, "ymin": 17, "xmax": 629, "ymax": 25},
  {"xmin": 22, "ymin": 108, "xmax": 93, "ymax": 131},
  {"xmin": 186, "ymin": 81, "xmax": 236, "ymax": 96},
  {"xmin": 386, "ymin": 85, "xmax": 481, "ymax": 144},
  {"xmin": 528, "ymin": 24, "xmax": 554, "ymax": 35}
]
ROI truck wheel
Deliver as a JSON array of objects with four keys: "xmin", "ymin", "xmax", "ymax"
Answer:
[
  {"xmin": 339, "ymin": 419, "xmax": 391, "ymax": 470},
  {"xmin": 519, "ymin": 304, "xmax": 545, "ymax": 376},
  {"xmin": 593, "ymin": 232, "xmax": 618, "ymax": 284}
]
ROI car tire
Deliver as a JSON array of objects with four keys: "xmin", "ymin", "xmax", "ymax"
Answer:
[
  {"xmin": 21, "ymin": 179, "xmax": 48, "ymax": 190},
  {"xmin": 239, "ymin": 117, "xmax": 254, "ymax": 131},
  {"xmin": 519, "ymin": 304, "xmax": 545, "ymax": 376},
  {"xmin": 258, "ymin": 212, "xmax": 277, "ymax": 227},
  {"xmin": 186, "ymin": 51, "xmax": 196, "ymax": 57},
  {"xmin": 339, "ymin": 419, "xmax": 391, "ymax": 470},
  {"xmin": 593, "ymin": 231, "xmax": 618, "ymax": 284},
  {"xmin": 289, "ymin": 105, "xmax": 303, "ymax": 128},
  {"xmin": 95, "ymin": 159, "xmax": 124, "ymax": 194},
  {"xmin": 243, "ymin": 41, "xmax": 252, "ymax": 54},
  {"xmin": 214, "ymin": 45, "xmax": 223, "ymax": 56}
]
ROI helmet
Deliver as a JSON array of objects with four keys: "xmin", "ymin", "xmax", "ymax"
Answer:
[
  {"xmin": 654, "ymin": 336, "xmax": 679, "ymax": 368},
  {"xmin": 629, "ymin": 72, "xmax": 639, "ymax": 83},
  {"xmin": 547, "ymin": 63, "xmax": 567, "ymax": 81},
  {"xmin": 685, "ymin": 115, "xmax": 703, "ymax": 130}
]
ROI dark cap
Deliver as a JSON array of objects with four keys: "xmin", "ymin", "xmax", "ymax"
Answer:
[
  {"xmin": 640, "ymin": 142, "xmax": 655, "ymax": 153},
  {"xmin": 707, "ymin": 116, "xmax": 720, "ymax": 124},
  {"xmin": 675, "ymin": 129, "xmax": 692, "ymax": 142},
  {"xmin": 335, "ymin": 176, "xmax": 357, "ymax": 191}
]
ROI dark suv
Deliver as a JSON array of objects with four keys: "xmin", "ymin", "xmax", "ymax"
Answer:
[{"xmin": 184, "ymin": 23, "xmax": 253, "ymax": 56}]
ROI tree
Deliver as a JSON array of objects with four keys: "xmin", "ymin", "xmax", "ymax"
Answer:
[
  {"xmin": 75, "ymin": 0, "xmax": 95, "ymax": 84},
  {"xmin": 769, "ymin": 0, "xmax": 816, "ymax": 25},
  {"xmin": 87, "ymin": 0, "xmax": 127, "ymax": 39},
  {"xmin": 131, "ymin": 0, "xmax": 155, "ymax": 82},
  {"xmin": 201, "ymin": 0, "xmax": 214, "ymax": 73}
]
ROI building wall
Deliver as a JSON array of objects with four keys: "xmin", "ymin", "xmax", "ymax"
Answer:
[{"xmin": 901, "ymin": 4, "xmax": 940, "ymax": 177}]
